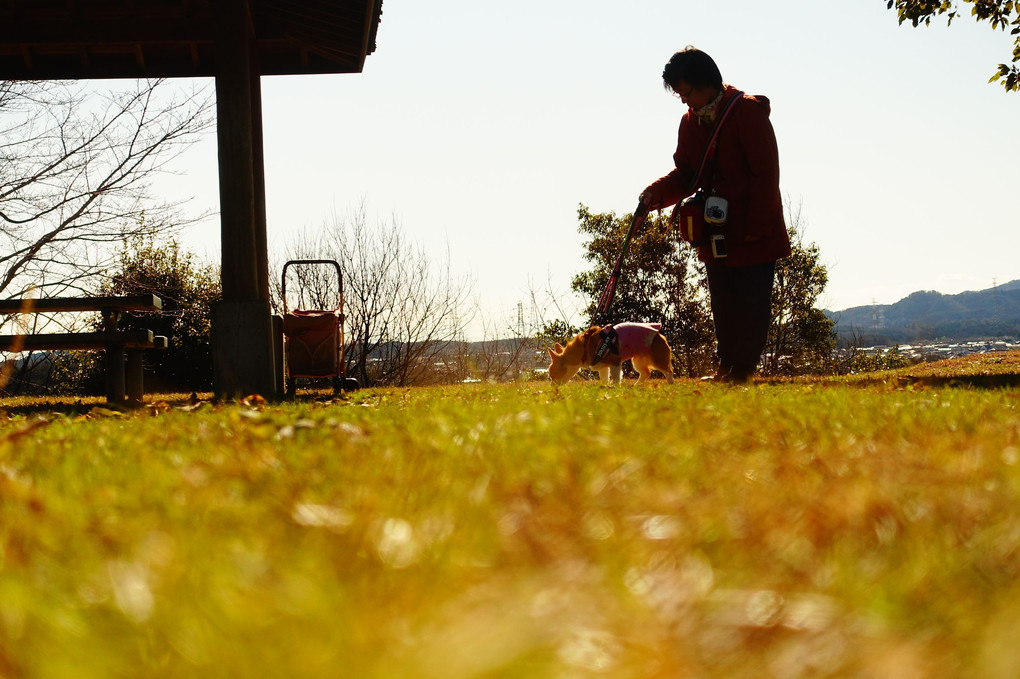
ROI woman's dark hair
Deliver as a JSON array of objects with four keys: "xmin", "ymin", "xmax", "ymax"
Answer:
[{"xmin": 662, "ymin": 46, "xmax": 723, "ymax": 91}]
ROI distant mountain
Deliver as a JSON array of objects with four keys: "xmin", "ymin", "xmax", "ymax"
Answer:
[{"xmin": 824, "ymin": 280, "xmax": 1020, "ymax": 345}]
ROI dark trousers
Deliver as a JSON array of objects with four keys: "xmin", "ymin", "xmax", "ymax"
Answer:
[{"xmin": 706, "ymin": 260, "xmax": 776, "ymax": 378}]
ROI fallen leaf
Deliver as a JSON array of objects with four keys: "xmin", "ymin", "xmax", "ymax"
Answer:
[
  {"xmin": 147, "ymin": 401, "xmax": 171, "ymax": 415},
  {"xmin": 89, "ymin": 407, "xmax": 124, "ymax": 418},
  {"xmin": 0, "ymin": 416, "xmax": 52, "ymax": 443}
]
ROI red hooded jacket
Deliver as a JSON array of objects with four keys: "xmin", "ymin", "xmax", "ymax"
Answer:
[{"xmin": 646, "ymin": 84, "xmax": 791, "ymax": 267}]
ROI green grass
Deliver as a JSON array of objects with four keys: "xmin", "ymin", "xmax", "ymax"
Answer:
[{"xmin": 2, "ymin": 360, "xmax": 1020, "ymax": 678}]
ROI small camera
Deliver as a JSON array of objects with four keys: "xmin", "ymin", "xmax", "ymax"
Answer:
[
  {"xmin": 704, "ymin": 196, "xmax": 728, "ymax": 225},
  {"xmin": 710, "ymin": 234, "xmax": 728, "ymax": 259}
]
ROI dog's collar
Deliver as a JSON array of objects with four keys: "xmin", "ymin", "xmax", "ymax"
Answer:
[{"xmin": 590, "ymin": 325, "xmax": 618, "ymax": 366}]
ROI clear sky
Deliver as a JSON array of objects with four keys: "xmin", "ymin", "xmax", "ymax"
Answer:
[{"xmin": 160, "ymin": 0, "xmax": 1019, "ymax": 337}]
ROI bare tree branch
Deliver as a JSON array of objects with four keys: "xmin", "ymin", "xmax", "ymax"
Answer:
[
  {"xmin": 0, "ymin": 79, "xmax": 214, "ymax": 306},
  {"xmin": 275, "ymin": 200, "xmax": 476, "ymax": 387}
]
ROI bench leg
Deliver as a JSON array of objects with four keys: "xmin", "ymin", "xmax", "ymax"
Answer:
[
  {"xmin": 105, "ymin": 345, "xmax": 127, "ymax": 405},
  {"xmin": 126, "ymin": 349, "xmax": 144, "ymax": 405}
]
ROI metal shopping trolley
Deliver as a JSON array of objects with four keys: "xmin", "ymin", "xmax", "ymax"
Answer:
[{"xmin": 281, "ymin": 259, "xmax": 359, "ymax": 397}]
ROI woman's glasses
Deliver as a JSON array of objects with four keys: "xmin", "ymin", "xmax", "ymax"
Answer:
[{"xmin": 671, "ymin": 85, "xmax": 694, "ymax": 99}]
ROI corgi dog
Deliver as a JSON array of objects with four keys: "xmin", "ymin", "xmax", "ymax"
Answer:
[{"xmin": 547, "ymin": 322, "xmax": 675, "ymax": 386}]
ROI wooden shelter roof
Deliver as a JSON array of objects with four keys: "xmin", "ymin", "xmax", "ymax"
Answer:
[{"xmin": 0, "ymin": 0, "xmax": 384, "ymax": 79}]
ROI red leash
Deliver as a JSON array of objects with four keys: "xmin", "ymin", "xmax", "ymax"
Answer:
[
  {"xmin": 594, "ymin": 200, "xmax": 649, "ymax": 323},
  {"xmin": 591, "ymin": 200, "xmax": 648, "ymax": 365}
]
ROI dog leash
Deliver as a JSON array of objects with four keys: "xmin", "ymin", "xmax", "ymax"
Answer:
[
  {"xmin": 591, "ymin": 200, "xmax": 648, "ymax": 365},
  {"xmin": 592, "ymin": 98, "xmax": 740, "ymax": 338},
  {"xmin": 594, "ymin": 200, "xmax": 648, "ymax": 323},
  {"xmin": 589, "ymin": 94, "xmax": 744, "ymax": 367}
]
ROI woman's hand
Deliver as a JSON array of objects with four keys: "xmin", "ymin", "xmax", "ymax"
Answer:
[{"xmin": 639, "ymin": 185, "xmax": 665, "ymax": 211}]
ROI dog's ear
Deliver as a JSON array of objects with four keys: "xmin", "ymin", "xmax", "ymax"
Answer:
[{"xmin": 549, "ymin": 345, "xmax": 563, "ymax": 359}]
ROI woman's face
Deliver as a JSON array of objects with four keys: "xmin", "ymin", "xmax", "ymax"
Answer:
[{"xmin": 670, "ymin": 81, "xmax": 716, "ymax": 109}]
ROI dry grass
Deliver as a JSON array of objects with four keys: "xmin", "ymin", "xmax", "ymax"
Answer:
[{"xmin": 1, "ymin": 352, "xmax": 1019, "ymax": 678}]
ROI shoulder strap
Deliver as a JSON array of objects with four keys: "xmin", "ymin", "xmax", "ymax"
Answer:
[{"xmin": 686, "ymin": 90, "xmax": 744, "ymax": 193}]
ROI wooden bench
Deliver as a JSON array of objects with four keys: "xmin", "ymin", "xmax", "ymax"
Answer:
[{"xmin": 0, "ymin": 294, "xmax": 168, "ymax": 406}]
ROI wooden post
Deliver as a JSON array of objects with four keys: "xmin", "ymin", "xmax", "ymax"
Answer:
[
  {"xmin": 212, "ymin": 0, "xmax": 276, "ymax": 398},
  {"xmin": 215, "ymin": 0, "xmax": 258, "ymax": 301},
  {"xmin": 126, "ymin": 349, "xmax": 144, "ymax": 405},
  {"xmin": 105, "ymin": 344, "xmax": 127, "ymax": 404},
  {"xmin": 250, "ymin": 58, "xmax": 271, "ymax": 302}
]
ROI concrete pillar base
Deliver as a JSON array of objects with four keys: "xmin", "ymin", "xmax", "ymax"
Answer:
[{"xmin": 211, "ymin": 299, "xmax": 276, "ymax": 399}]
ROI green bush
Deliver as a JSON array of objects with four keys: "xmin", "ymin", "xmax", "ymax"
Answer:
[{"xmin": 53, "ymin": 234, "xmax": 221, "ymax": 395}]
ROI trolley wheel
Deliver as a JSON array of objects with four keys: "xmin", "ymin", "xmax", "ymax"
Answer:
[
  {"xmin": 337, "ymin": 377, "xmax": 360, "ymax": 392},
  {"xmin": 331, "ymin": 377, "xmax": 360, "ymax": 394}
]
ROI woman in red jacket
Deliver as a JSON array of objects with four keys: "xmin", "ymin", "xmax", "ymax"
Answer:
[{"xmin": 641, "ymin": 46, "xmax": 791, "ymax": 384}]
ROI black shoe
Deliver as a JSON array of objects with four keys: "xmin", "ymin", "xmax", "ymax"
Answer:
[
  {"xmin": 729, "ymin": 370, "xmax": 751, "ymax": 385},
  {"xmin": 702, "ymin": 368, "xmax": 752, "ymax": 385},
  {"xmin": 701, "ymin": 369, "xmax": 731, "ymax": 384}
]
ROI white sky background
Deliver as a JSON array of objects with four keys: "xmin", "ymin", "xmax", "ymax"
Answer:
[{"xmin": 157, "ymin": 0, "xmax": 1019, "ymax": 338}]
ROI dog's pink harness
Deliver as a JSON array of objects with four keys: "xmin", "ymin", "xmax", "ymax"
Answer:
[
  {"xmin": 613, "ymin": 322, "xmax": 662, "ymax": 357},
  {"xmin": 593, "ymin": 322, "xmax": 662, "ymax": 364}
]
